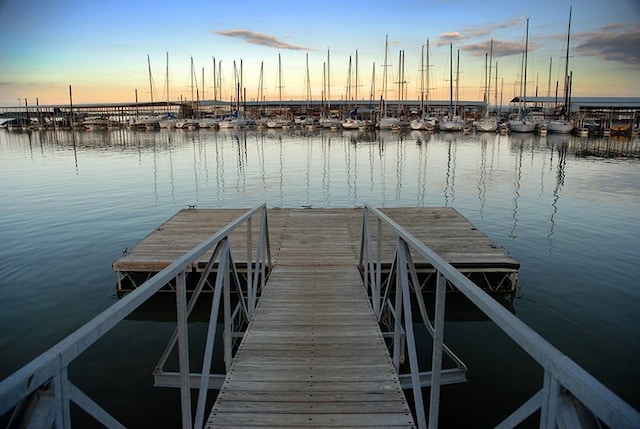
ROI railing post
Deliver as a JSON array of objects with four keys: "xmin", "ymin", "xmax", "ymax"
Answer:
[
  {"xmin": 428, "ymin": 271, "xmax": 447, "ymax": 429},
  {"xmin": 247, "ymin": 216, "xmax": 253, "ymax": 314},
  {"xmin": 52, "ymin": 366, "xmax": 71, "ymax": 429},
  {"xmin": 398, "ymin": 241, "xmax": 426, "ymax": 428},
  {"xmin": 194, "ymin": 248, "xmax": 228, "ymax": 429},
  {"xmin": 223, "ymin": 244, "xmax": 233, "ymax": 373},
  {"xmin": 176, "ymin": 270, "xmax": 192, "ymax": 429},
  {"xmin": 540, "ymin": 371, "xmax": 560, "ymax": 428},
  {"xmin": 392, "ymin": 242, "xmax": 404, "ymax": 372}
]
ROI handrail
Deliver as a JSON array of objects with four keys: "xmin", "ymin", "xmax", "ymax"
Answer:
[
  {"xmin": 360, "ymin": 203, "xmax": 640, "ymax": 429},
  {"xmin": 0, "ymin": 203, "xmax": 271, "ymax": 429}
]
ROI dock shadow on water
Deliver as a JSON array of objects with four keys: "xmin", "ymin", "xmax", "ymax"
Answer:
[{"xmin": 1, "ymin": 128, "xmax": 639, "ymax": 427}]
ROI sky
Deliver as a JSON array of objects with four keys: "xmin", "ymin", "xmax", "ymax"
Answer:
[{"xmin": 0, "ymin": 0, "xmax": 639, "ymax": 106}]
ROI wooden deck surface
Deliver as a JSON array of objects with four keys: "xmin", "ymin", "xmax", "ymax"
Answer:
[
  {"xmin": 112, "ymin": 207, "xmax": 519, "ymax": 273},
  {"xmin": 206, "ymin": 210, "xmax": 415, "ymax": 427}
]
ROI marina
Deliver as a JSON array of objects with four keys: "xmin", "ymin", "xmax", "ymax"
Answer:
[
  {"xmin": 0, "ymin": 127, "xmax": 639, "ymax": 427},
  {"xmin": 1, "ymin": 96, "xmax": 639, "ymax": 137}
]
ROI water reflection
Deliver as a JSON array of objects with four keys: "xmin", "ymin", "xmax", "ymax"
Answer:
[{"xmin": 2, "ymin": 127, "xmax": 639, "ymax": 220}]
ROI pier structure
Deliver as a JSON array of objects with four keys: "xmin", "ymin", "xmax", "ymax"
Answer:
[
  {"xmin": 1, "ymin": 205, "xmax": 639, "ymax": 428},
  {"xmin": 113, "ymin": 207, "xmax": 519, "ymax": 294}
]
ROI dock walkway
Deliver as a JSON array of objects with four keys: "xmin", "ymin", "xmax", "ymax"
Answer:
[{"xmin": 206, "ymin": 209, "xmax": 414, "ymax": 427}]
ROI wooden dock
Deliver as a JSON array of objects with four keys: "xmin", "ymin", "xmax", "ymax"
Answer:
[
  {"xmin": 110, "ymin": 207, "xmax": 519, "ymax": 426},
  {"xmin": 113, "ymin": 207, "xmax": 519, "ymax": 293}
]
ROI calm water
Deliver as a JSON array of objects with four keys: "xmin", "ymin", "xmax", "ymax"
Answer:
[{"xmin": 1, "ymin": 127, "xmax": 639, "ymax": 427}]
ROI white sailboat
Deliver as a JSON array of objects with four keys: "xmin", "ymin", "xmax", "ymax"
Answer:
[
  {"xmin": 439, "ymin": 44, "xmax": 465, "ymax": 131},
  {"xmin": 476, "ymin": 40, "xmax": 498, "ymax": 132},
  {"xmin": 548, "ymin": 6, "xmax": 575, "ymax": 134},
  {"xmin": 158, "ymin": 52, "xmax": 179, "ymax": 129},
  {"xmin": 135, "ymin": 55, "xmax": 163, "ymax": 129},
  {"xmin": 267, "ymin": 53, "xmax": 292, "ymax": 129},
  {"xmin": 320, "ymin": 49, "xmax": 341, "ymax": 129},
  {"xmin": 509, "ymin": 18, "xmax": 536, "ymax": 133},
  {"xmin": 342, "ymin": 52, "xmax": 365, "ymax": 130},
  {"xmin": 411, "ymin": 40, "xmax": 438, "ymax": 131},
  {"xmin": 377, "ymin": 35, "xmax": 400, "ymax": 130}
]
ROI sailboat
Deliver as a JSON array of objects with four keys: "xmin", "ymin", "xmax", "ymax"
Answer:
[
  {"xmin": 377, "ymin": 35, "xmax": 400, "ymax": 130},
  {"xmin": 135, "ymin": 54, "xmax": 163, "ymax": 129},
  {"xmin": 548, "ymin": 7, "xmax": 575, "ymax": 134},
  {"xmin": 476, "ymin": 40, "xmax": 498, "ymax": 132},
  {"xmin": 508, "ymin": 18, "xmax": 536, "ymax": 133},
  {"xmin": 267, "ymin": 53, "xmax": 292, "ymax": 128},
  {"xmin": 342, "ymin": 51, "xmax": 365, "ymax": 130},
  {"xmin": 320, "ymin": 49, "xmax": 341, "ymax": 129},
  {"xmin": 410, "ymin": 40, "xmax": 438, "ymax": 131},
  {"xmin": 439, "ymin": 44, "xmax": 465, "ymax": 131},
  {"xmin": 159, "ymin": 52, "xmax": 179, "ymax": 129}
]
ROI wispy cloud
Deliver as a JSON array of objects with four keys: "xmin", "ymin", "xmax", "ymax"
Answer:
[
  {"xmin": 461, "ymin": 39, "xmax": 536, "ymax": 58},
  {"xmin": 436, "ymin": 17, "xmax": 525, "ymax": 47},
  {"xmin": 573, "ymin": 24, "xmax": 640, "ymax": 66},
  {"xmin": 214, "ymin": 29, "xmax": 309, "ymax": 51},
  {"xmin": 436, "ymin": 16, "xmax": 529, "ymax": 58},
  {"xmin": 437, "ymin": 32, "xmax": 463, "ymax": 46}
]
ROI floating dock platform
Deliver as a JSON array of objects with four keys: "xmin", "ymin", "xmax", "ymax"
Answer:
[{"xmin": 113, "ymin": 207, "xmax": 519, "ymax": 293}]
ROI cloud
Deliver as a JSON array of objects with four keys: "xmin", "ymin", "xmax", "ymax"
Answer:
[
  {"xmin": 214, "ymin": 29, "xmax": 309, "ymax": 51},
  {"xmin": 573, "ymin": 25, "xmax": 640, "ymax": 66},
  {"xmin": 462, "ymin": 18, "xmax": 524, "ymax": 39},
  {"xmin": 437, "ymin": 32, "xmax": 463, "ymax": 46},
  {"xmin": 436, "ymin": 17, "xmax": 525, "ymax": 48},
  {"xmin": 461, "ymin": 39, "xmax": 538, "ymax": 58}
]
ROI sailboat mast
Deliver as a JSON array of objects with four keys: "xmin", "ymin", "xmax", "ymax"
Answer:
[
  {"xmin": 382, "ymin": 35, "xmax": 389, "ymax": 105},
  {"xmin": 355, "ymin": 49, "xmax": 359, "ymax": 105},
  {"xmin": 419, "ymin": 43, "xmax": 425, "ymax": 112},
  {"xmin": 165, "ymin": 52, "xmax": 170, "ymax": 112},
  {"xmin": 305, "ymin": 53, "xmax": 311, "ymax": 109},
  {"xmin": 147, "ymin": 54, "xmax": 154, "ymax": 105},
  {"xmin": 484, "ymin": 53, "xmax": 488, "ymax": 104},
  {"xmin": 370, "ymin": 62, "xmax": 375, "ymax": 110},
  {"xmin": 488, "ymin": 39, "xmax": 493, "ymax": 108},
  {"xmin": 563, "ymin": 6, "xmax": 572, "ymax": 114},
  {"xmin": 426, "ymin": 40, "xmax": 430, "ymax": 111},
  {"xmin": 455, "ymin": 49, "xmax": 460, "ymax": 115},
  {"xmin": 211, "ymin": 57, "xmax": 218, "ymax": 101},
  {"xmin": 327, "ymin": 49, "xmax": 331, "ymax": 111},
  {"xmin": 278, "ymin": 53, "xmax": 283, "ymax": 104},
  {"xmin": 495, "ymin": 61, "xmax": 499, "ymax": 108},
  {"xmin": 190, "ymin": 56, "xmax": 195, "ymax": 105},
  {"xmin": 346, "ymin": 55, "xmax": 352, "ymax": 107},
  {"xmin": 449, "ymin": 43, "xmax": 453, "ymax": 113},
  {"xmin": 258, "ymin": 61, "xmax": 264, "ymax": 103},
  {"xmin": 523, "ymin": 17, "xmax": 529, "ymax": 109}
]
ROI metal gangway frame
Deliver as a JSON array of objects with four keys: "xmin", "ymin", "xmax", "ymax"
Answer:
[
  {"xmin": 359, "ymin": 203, "xmax": 640, "ymax": 429},
  {"xmin": 0, "ymin": 203, "xmax": 272, "ymax": 429}
]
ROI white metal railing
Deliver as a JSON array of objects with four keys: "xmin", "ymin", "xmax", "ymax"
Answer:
[
  {"xmin": 0, "ymin": 203, "xmax": 271, "ymax": 429},
  {"xmin": 359, "ymin": 203, "xmax": 640, "ymax": 429}
]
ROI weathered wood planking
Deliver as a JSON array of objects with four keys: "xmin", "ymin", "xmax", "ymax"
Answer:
[
  {"xmin": 112, "ymin": 207, "xmax": 518, "ymax": 274},
  {"xmin": 207, "ymin": 209, "xmax": 415, "ymax": 427}
]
